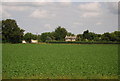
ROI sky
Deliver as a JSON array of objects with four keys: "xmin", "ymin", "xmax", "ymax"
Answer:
[{"xmin": 1, "ymin": 1, "xmax": 119, "ymax": 35}]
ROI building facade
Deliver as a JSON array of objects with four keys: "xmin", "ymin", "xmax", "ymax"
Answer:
[{"xmin": 65, "ymin": 36, "xmax": 77, "ymax": 41}]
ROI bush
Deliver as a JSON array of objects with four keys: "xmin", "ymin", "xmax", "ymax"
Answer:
[{"xmin": 47, "ymin": 41, "xmax": 120, "ymax": 44}]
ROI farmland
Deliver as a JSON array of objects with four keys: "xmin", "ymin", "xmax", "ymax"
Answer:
[{"xmin": 2, "ymin": 44, "xmax": 118, "ymax": 79}]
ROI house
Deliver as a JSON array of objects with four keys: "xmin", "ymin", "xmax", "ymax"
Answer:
[
  {"xmin": 22, "ymin": 40, "xmax": 26, "ymax": 44},
  {"xmin": 31, "ymin": 39, "xmax": 38, "ymax": 43},
  {"xmin": 65, "ymin": 36, "xmax": 77, "ymax": 41}
]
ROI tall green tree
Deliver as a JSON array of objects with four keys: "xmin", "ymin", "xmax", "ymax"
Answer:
[
  {"xmin": 0, "ymin": 21, "xmax": 2, "ymax": 43},
  {"xmin": 83, "ymin": 30, "xmax": 98, "ymax": 41},
  {"xmin": 67, "ymin": 32, "xmax": 75, "ymax": 36},
  {"xmin": 54, "ymin": 26, "xmax": 67, "ymax": 41},
  {"xmin": 113, "ymin": 31, "xmax": 120, "ymax": 41},
  {"xmin": 40, "ymin": 32, "xmax": 53, "ymax": 42},
  {"xmin": 101, "ymin": 32, "xmax": 111, "ymax": 41},
  {"xmin": 23, "ymin": 33, "xmax": 38, "ymax": 43},
  {"xmin": 2, "ymin": 19, "xmax": 24, "ymax": 43},
  {"xmin": 83, "ymin": 30, "xmax": 89, "ymax": 40}
]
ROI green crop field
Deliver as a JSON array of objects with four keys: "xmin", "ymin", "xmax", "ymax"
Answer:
[{"xmin": 2, "ymin": 44, "xmax": 118, "ymax": 79}]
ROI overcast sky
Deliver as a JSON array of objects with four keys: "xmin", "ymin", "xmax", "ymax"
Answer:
[{"xmin": 2, "ymin": 2, "xmax": 118, "ymax": 34}]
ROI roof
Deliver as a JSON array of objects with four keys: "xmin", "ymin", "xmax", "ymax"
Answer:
[{"xmin": 65, "ymin": 36, "xmax": 77, "ymax": 39}]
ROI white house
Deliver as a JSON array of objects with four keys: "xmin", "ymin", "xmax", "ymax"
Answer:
[
  {"xmin": 65, "ymin": 36, "xmax": 77, "ymax": 41},
  {"xmin": 22, "ymin": 40, "xmax": 26, "ymax": 44},
  {"xmin": 31, "ymin": 39, "xmax": 38, "ymax": 43}
]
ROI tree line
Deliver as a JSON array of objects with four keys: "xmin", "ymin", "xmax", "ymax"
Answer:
[{"xmin": 1, "ymin": 19, "xmax": 120, "ymax": 43}]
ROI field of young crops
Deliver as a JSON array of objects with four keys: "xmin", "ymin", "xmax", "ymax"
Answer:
[{"xmin": 2, "ymin": 44, "xmax": 118, "ymax": 79}]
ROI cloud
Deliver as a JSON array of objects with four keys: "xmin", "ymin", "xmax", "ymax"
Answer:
[
  {"xmin": 81, "ymin": 12, "xmax": 100, "ymax": 18},
  {"xmin": 105, "ymin": 2, "xmax": 118, "ymax": 15},
  {"xmin": 30, "ymin": 9, "xmax": 56, "ymax": 19},
  {"xmin": 60, "ymin": 2, "xmax": 71, "ymax": 6},
  {"xmin": 44, "ymin": 24, "xmax": 52, "ymax": 29},
  {"xmin": 78, "ymin": 2, "xmax": 101, "ymax": 12},
  {"xmin": 2, "ymin": 3, "xmax": 30, "ymax": 11},
  {"xmin": 2, "ymin": 10, "xmax": 11, "ymax": 18},
  {"xmin": 57, "ymin": 0, "xmax": 72, "ymax": 5},
  {"xmin": 2, "ymin": 2, "xmax": 53, "ymax": 8},
  {"xmin": 2, "ymin": 0, "xmax": 71, "ymax": 2},
  {"xmin": 6, "ymin": 6, "xmax": 29, "ymax": 11},
  {"xmin": 72, "ymin": 22, "xmax": 83, "ymax": 28},
  {"xmin": 96, "ymin": 22, "xmax": 102, "ymax": 25},
  {"xmin": 78, "ymin": 2, "xmax": 102, "ymax": 18},
  {"xmin": 73, "ymin": 22, "xmax": 82, "ymax": 25},
  {"xmin": 2, "ymin": 0, "xmax": 48, "ymax": 2}
]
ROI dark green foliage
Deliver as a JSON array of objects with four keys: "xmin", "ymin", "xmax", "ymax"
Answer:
[
  {"xmin": 54, "ymin": 26, "xmax": 67, "ymax": 41},
  {"xmin": 82, "ymin": 30, "xmax": 97, "ymax": 41},
  {"xmin": 23, "ymin": 33, "xmax": 33, "ymax": 43},
  {"xmin": 83, "ymin": 30, "xmax": 89, "ymax": 40},
  {"xmin": 101, "ymin": 32, "xmax": 111, "ymax": 41},
  {"xmin": 101, "ymin": 31, "xmax": 120, "ymax": 42},
  {"xmin": 0, "ymin": 21, "xmax": 2, "ymax": 43},
  {"xmin": 47, "ymin": 41, "xmax": 120, "ymax": 44},
  {"xmin": 67, "ymin": 32, "xmax": 75, "ymax": 36},
  {"xmin": 37, "ymin": 35, "xmax": 41, "ymax": 42},
  {"xmin": 40, "ymin": 26, "xmax": 68, "ymax": 42},
  {"xmin": 40, "ymin": 32, "xmax": 54, "ymax": 42},
  {"xmin": 112, "ymin": 31, "xmax": 120, "ymax": 41},
  {"xmin": 2, "ymin": 19, "xmax": 24, "ymax": 43},
  {"xmin": 76, "ymin": 30, "xmax": 120, "ymax": 42},
  {"xmin": 23, "ymin": 33, "xmax": 38, "ymax": 43}
]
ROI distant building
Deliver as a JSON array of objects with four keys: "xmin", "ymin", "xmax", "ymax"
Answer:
[
  {"xmin": 31, "ymin": 39, "xmax": 38, "ymax": 43},
  {"xmin": 65, "ymin": 36, "xmax": 77, "ymax": 41},
  {"xmin": 22, "ymin": 40, "xmax": 26, "ymax": 44}
]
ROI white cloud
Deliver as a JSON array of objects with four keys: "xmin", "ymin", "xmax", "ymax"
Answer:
[
  {"xmin": 72, "ymin": 22, "xmax": 83, "ymax": 28},
  {"xmin": 58, "ymin": 0, "xmax": 71, "ymax": 5},
  {"xmin": 2, "ymin": 10, "xmax": 11, "ymax": 18},
  {"xmin": 105, "ymin": 2, "xmax": 118, "ymax": 15},
  {"xmin": 44, "ymin": 24, "xmax": 52, "ymax": 29},
  {"xmin": 73, "ymin": 22, "xmax": 82, "ymax": 25},
  {"xmin": 60, "ymin": 2, "xmax": 71, "ymax": 6},
  {"xmin": 3, "ymin": 5, "xmax": 29, "ymax": 11},
  {"xmin": 81, "ymin": 12, "xmax": 100, "ymax": 18},
  {"xmin": 2, "ymin": 0, "xmax": 55, "ymax": 2},
  {"xmin": 10, "ymin": 6, "xmax": 29, "ymax": 11},
  {"xmin": 2, "ymin": 0, "xmax": 71, "ymax": 2},
  {"xmin": 96, "ymin": 22, "xmax": 102, "ymax": 25},
  {"xmin": 78, "ymin": 2, "xmax": 102, "ymax": 18},
  {"xmin": 30, "ymin": 9, "xmax": 56, "ymax": 18},
  {"xmin": 78, "ymin": 2, "xmax": 101, "ymax": 12},
  {"xmin": 31, "ymin": 2, "xmax": 49, "ymax": 6}
]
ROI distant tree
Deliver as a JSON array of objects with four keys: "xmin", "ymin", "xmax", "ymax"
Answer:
[
  {"xmin": 2, "ymin": 19, "xmax": 24, "ymax": 43},
  {"xmin": 50, "ymin": 32, "xmax": 56, "ymax": 40},
  {"xmin": 109, "ymin": 33, "xmax": 117, "ymax": 41},
  {"xmin": 113, "ymin": 31, "xmax": 120, "ymax": 41},
  {"xmin": 54, "ymin": 26, "xmax": 67, "ymax": 41},
  {"xmin": 23, "ymin": 33, "xmax": 33, "ymax": 43},
  {"xmin": 0, "ymin": 21, "xmax": 2, "ymax": 43},
  {"xmin": 23, "ymin": 33, "xmax": 38, "ymax": 43},
  {"xmin": 40, "ymin": 32, "xmax": 53, "ymax": 42},
  {"xmin": 93, "ymin": 34, "xmax": 101, "ymax": 41},
  {"xmin": 38, "ymin": 35, "xmax": 41, "ymax": 42},
  {"xmin": 101, "ymin": 32, "xmax": 111, "ymax": 41},
  {"xmin": 0, "ymin": 21, "xmax": 2, "ymax": 33},
  {"xmin": 88, "ymin": 32, "xmax": 96, "ymax": 40},
  {"xmin": 32, "ymin": 34, "xmax": 38, "ymax": 40},
  {"xmin": 76, "ymin": 34, "xmax": 83, "ymax": 41},
  {"xmin": 67, "ymin": 32, "xmax": 75, "ymax": 36},
  {"xmin": 83, "ymin": 30, "xmax": 89, "ymax": 40}
]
